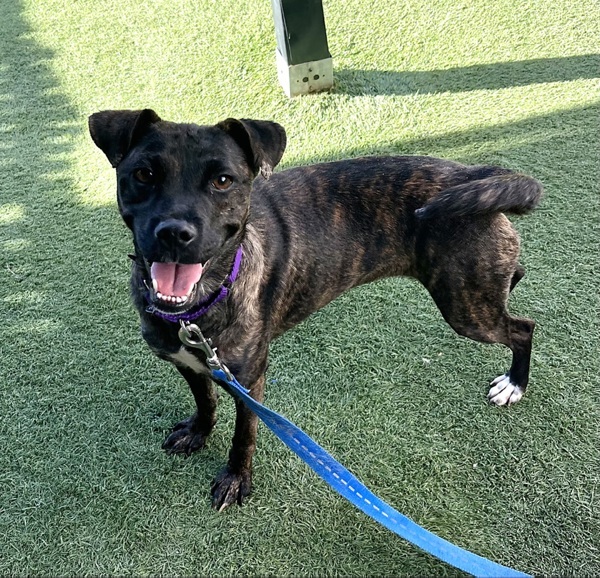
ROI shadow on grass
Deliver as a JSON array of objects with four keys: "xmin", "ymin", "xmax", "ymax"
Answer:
[
  {"xmin": 0, "ymin": 5, "xmax": 233, "ymax": 573},
  {"xmin": 0, "ymin": 1, "xmax": 94, "ymax": 298},
  {"xmin": 334, "ymin": 53, "xmax": 600, "ymax": 96},
  {"xmin": 0, "ymin": 0, "xmax": 131, "ymax": 335},
  {"xmin": 290, "ymin": 100, "xmax": 600, "ymax": 178}
]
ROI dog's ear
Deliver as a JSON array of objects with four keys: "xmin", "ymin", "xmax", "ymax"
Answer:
[
  {"xmin": 217, "ymin": 118, "xmax": 287, "ymax": 178},
  {"xmin": 88, "ymin": 109, "xmax": 161, "ymax": 167}
]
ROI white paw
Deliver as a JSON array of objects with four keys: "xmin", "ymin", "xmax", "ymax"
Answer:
[{"xmin": 488, "ymin": 374, "xmax": 524, "ymax": 406}]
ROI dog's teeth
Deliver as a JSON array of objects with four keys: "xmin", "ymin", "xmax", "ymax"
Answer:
[
  {"xmin": 152, "ymin": 279, "xmax": 158, "ymax": 292},
  {"xmin": 154, "ymin": 290, "xmax": 189, "ymax": 305}
]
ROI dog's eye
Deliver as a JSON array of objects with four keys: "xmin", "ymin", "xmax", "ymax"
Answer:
[
  {"xmin": 133, "ymin": 168, "xmax": 155, "ymax": 184},
  {"xmin": 212, "ymin": 175, "xmax": 233, "ymax": 191}
]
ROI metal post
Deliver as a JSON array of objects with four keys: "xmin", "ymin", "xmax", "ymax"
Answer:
[{"xmin": 271, "ymin": 0, "xmax": 334, "ymax": 97}]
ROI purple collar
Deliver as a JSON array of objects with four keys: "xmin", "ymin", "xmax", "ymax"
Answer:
[{"xmin": 145, "ymin": 245, "xmax": 243, "ymax": 323}]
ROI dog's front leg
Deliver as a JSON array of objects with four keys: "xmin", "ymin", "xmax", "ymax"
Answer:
[
  {"xmin": 211, "ymin": 373, "xmax": 265, "ymax": 511},
  {"xmin": 162, "ymin": 367, "xmax": 218, "ymax": 456}
]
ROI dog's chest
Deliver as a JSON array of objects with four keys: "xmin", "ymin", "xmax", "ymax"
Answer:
[{"xmin": 168, "ymin": 347, "xmax": 210, "ymax": 375}]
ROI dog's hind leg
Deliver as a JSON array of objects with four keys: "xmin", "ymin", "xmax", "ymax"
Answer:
[
  {"xmin": 428, "ymin": 280, "xmax": 535, "ymax": 406},
  {"xmin": 510, "ymin": 263, "xmax": 526, "ymax": 291},
  {"xmin": 487, "ymin": 315, "xmax": 535, "ymax": 405},
  {"xmin": 417, "ymin": 218, "xmax": 534, "ymax": 406},
  {"xmin": 488, "ymin": 262, "xmax": 534, "ymax": 405}
]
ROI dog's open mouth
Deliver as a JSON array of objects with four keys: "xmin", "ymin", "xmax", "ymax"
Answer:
[{"xmin": 149, "ymin": 262, "xmax": 204, "ymax": 310}]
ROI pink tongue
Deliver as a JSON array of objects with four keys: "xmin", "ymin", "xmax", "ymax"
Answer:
[{"xmin": 150, "ymin": 262, "xmax": 203, "ymax": 297}]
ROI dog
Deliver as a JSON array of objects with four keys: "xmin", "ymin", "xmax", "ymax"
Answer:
[{"xmin": 89, "ymin": 109, "xmax": 542, "ymax": 511}]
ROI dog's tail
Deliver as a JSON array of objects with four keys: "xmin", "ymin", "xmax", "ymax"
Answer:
[{"xmin": 415, "ymin": 167, "xmax": 543, "ymax": 220}]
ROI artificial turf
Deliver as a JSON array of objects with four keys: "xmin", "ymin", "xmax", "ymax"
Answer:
[{"xmin": 0, "ymin": 0, "xmax": 598, "ymax": 575}]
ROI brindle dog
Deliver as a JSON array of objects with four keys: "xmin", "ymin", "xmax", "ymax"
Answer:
[{"xmin": 89, "ymin": 109, "xmax": 542, "ymax": 511}]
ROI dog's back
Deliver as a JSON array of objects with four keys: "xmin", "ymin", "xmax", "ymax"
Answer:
[{"xmin": 249, "ymin": 156, "xmax": 541, "ymax": 336}]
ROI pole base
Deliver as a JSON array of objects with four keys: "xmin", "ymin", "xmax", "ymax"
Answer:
[{"xmin": 276, "ymin": 49, "xmax": 333, "ymax": 97}]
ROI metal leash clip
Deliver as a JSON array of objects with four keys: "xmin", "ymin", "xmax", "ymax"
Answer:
[{"xmin": 178, "ymin": 320, "xmax": 233, "ymax": 380}]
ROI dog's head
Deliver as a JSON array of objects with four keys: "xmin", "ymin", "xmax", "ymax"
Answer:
[{"xmin": 88, "ymin": 109, "xmax": 286, "ymax": 314}]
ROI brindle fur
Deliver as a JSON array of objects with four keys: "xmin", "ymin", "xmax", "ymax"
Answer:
[{"xmin": 89, "ymin": 109, "xmax": 542, "ymax": 511}]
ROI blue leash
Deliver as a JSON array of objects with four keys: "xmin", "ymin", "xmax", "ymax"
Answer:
[{"xmin": 178, "ymin": 322, "xmax": 531, "ymax": 578}]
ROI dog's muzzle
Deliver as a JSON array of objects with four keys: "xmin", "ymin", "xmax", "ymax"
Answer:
[{"xmin": 144, "ymin": 245, "xmax": 243, "ymax": 323}]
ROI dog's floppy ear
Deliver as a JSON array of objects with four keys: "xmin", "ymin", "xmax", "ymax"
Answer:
[
  {"xmin": 88, "ymin": 109, "xmax": 161, "ymax": 167},
  {"xmin": 217, "ymin": 118, "xmax": 287, "ymax": 178}
]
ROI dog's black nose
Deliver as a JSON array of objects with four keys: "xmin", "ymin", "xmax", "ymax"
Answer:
[{"xmin": 154, "ymin": 219, "xmax": 198, "ymax": 248}]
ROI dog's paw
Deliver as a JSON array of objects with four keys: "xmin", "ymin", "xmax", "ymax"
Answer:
[
  {"xmin": 211, "ymin": 467, "xmax": 252, "ymax": 512},
  {"xmin": 488, "ymin": 374, "xmax": 524, "ymax": 406},
  {"xmin": 162, "ymin": 415, "xmax": 209, "ymax": 456}
]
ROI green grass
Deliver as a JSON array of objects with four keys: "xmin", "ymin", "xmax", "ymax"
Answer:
[{"xmin": 0, "ymin": 0, "xmax": 598, "ymax": 575}]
